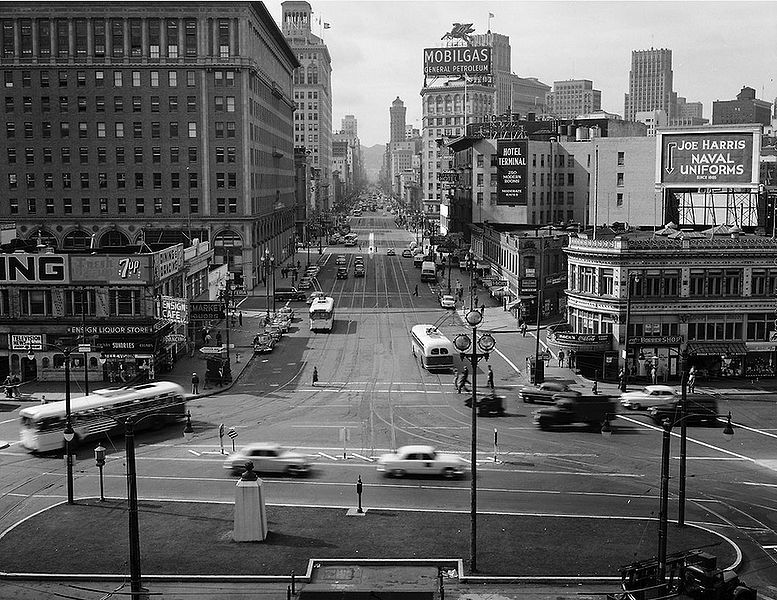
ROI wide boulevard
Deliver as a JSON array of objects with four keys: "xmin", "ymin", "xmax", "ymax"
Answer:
[{"xmin": 2, "ymin": 210, "xmax": 777, "ymax": 591}]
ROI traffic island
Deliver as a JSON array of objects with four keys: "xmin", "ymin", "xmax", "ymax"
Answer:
[{"xmin": 0, "ymin": 499, "xmax": 739, "ymax": 580}]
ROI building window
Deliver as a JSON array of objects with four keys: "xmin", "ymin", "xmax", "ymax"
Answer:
[
  {"xmin": 617, "ymin": 151, "xmax": 625, "ymax": 166},
  {"xmin": 116, "ymin": 173, "xmax": 126, "ymax": 188},
  {"xmin": 27, "ymin": 198, "xmax": 36, "ymax": 214},
  {"xmin": 154, "ymin": 197, "xmax": 163, "ymax": 213},
  {"xmin": 135, "ymin": 173, "xmax": 144, "ymax": 188},
  {"xmin": 189, "ymin": 197, "xmax": 199, "ymax": 213},
  {"xmin": 723, "ymin": 269, "xmax": 741, "ymax": 296},
  {"xmin": 20, "ymin": 290, "xmax": 52, "ymax": 316},
  {"xmin": 172, "ymin": 197, "xmax": 181, "ymax": 213},
  {"xmin": 82, "ymin": 198, "xmax": 90, "ymax": 213},
  {"xmin": 188, "ymin": 122, "xmax": 197, "ymax": 137},
  {"xmin": 616, "ymin": 193, "xmax": 623, "ymax": 206},
  {"xmin": 117, "ymin": 197, "xmax": 127, "ymax": 213},
  {"xmin": 99, "ymin": 197, "xmax": 108, "ymax": 213},
  {"xmin": 168, "ymin": 71, "xmax": 177, "ymax": 87},
  {"xmin": 109, "ymin": 290, "xmax": 141, "ymax": 316},
  {"xmin": 616, "ymin": 172, "xmax": 624, "ymax": 187},
  {"xmin": 46, "ymin": 198, "xmax": 54, "ymax": 214},
  {"xmin": 135, "ymin": 197, "xmax": 144, "ymax": 213},
  {"xmin": 115, "ymin": 147, "xmax": 125, "ymax": 164}
]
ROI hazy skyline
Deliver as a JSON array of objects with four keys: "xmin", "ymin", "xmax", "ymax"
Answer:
[{"xmin": 263, "ymin": 1, "xmax": 777, "ymax": 147}]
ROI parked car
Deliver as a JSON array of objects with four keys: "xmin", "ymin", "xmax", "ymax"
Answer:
[
  {"xmin": 620, "ymin": 385, "xmax": 678, "ymax": 410},
  {"xmin": 306, "ymin": 266, "xmax": 320, "ymax": 276},
  {"xmin": 440, "ymin": 294, "xmax": 456, "ymax": 309},
  {"xmin": 274, "ymin": 286, "xmax": 306, "ymax": 301},
  {"xmin": 252, "ymin": 333, "xmax": 275, "ymax": 354},
  {"xmin": 648, "ymin": 396, "xmax": 719, "ymax": 426},
  {"xmin": 223, "ymin": 443, "xmax": 311, "ymax": 477},
  {"xmin": 387, "ymin": 248, "xmax": 396, "ymax": 256},
  {"xmin": 265, "ymin": 325, "xmax": 283, "ymax": 342},
  {"xmin": 337, "ymin": 266, "xmax": 348, "ymax": 279},
  {"xmin": 402, "ymin": 249, "xmax": 413, "ymax": 258},
  {"xmin": 520, "ymin": 382, "xmax": 581, "ymax": 404},
  {"xmin": 272, "ymin": 314, "xmax": 292, "ymax": 332},
  {"xmin": 377, "ymin": 445, "xmax": 467, "ymax": 479},
  {"xmin": 277, "ymin": 306, "xmax": 295, "ymax": 319},
  {"xmin": 306, "ymin": 291, "xmax": 325, "ymax": 305},
  {"xmin": 298, "ymin": 277, "xmax": 313, "ymax": 290},
  {"xmin": 336, "ymin": 255, "xmax": 347, "ymax": 266}
]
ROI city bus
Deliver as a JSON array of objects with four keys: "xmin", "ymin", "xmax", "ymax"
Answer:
[
  {"xmin": 410, "ymin": 324, "xmax": 456, "ymax": 371},
  {"xmin": 309, "ymin": 296, "xmax": 335, "ymax": 332},
  {"xmin": 19, "ymin": 381, "xmax": 187, "ymax": 453}
]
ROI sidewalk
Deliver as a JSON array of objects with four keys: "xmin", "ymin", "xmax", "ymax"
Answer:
[{"xmin": 463, "ymin": 284, "xmax": 777, "ymax": 399}]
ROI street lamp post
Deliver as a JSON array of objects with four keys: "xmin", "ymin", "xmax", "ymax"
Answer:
[
  {"xmin": 126, "ymin": 411, "xmax": 194, "ymax": 598},
  {"xmin": 270, "ymin": 256, "xmax": 277, "ymax": 316},
  {"xmin": 220, "ymin": 282, "xmax": 232, "ymax": 384},
  {"xmin": 27, "ymin": 344, "xmax": 75, "ymax": 504},
  {"xmin": 602, "ymin": 412, "xmax": 734, "ymax": 583},
  {"xmin": 622, "ymin": 273, "xmax": 640, "ymax": 392},
  {"xmin": 453, "ymin": 312, "xmax": 496, "ymax": 574}
]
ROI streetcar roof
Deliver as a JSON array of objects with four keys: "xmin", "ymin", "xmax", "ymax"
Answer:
[
  {"xmin": 19, "ymin": 381, "xmax": 186, "ymax": 420},
  {"xmin": 309, "ymin": 296, "xmax": 334, "ymax": 312}
]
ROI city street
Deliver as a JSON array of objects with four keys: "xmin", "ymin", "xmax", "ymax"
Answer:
[{"xmin": 2, "ymin": 213, "xmax": 777, "ymax": 590}]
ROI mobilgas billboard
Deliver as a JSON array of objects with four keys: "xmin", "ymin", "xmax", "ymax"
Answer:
[
  {"xmin": 423, "ymin": 46, "xmax": 492, "ymax": 76},
  {"xmin": 657, "ymin": 129, "xmax": 760, "ymax": 187},
  {"xmin": 496, "ymin": 140, "xmax": 528, "ymax": 205}
]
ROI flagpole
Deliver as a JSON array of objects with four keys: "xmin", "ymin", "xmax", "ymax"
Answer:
[{"xmin": 488, "ymin": 13, "xmax": 492, "ymax": 31}]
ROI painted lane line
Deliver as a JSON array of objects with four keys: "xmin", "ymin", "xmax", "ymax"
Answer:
[
  {"xmin": 187, "ymin": 449, "xmax": 201, "ymax": 457},
  {"xmin": 0, "ymin": 417, "xmax": 19, "ymax": 425},
  {"xmin": 731, "ymin": 421, "xmax": 777, "ymax": 441},
  {"xmin": 493, "ymin": 346, "xmax": 522, "ymax": 375},
  {"xmin": 616, "ymin": 414, "xmax": 755, "ymax": 462},
  {"xmin": 317, "ymin": 451, "xmax": 339, "ymax": 461},
  {"xmin": 351, "ymin": 453, "xmax": 373, "ymax": 462}
]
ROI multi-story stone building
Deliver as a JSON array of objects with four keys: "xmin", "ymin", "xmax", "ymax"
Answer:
[
  {"xmin": 624, "ymin": 48, "xmax": 675, "ymax": 122},
  {"xmin": 713, "ymin": 86, "xmax": 772, "ymax": 127},
  {"xmin": 545, "ymin": 80, "xmax": 602, "ymax": 119},
  {"xmin": 563, "ymin": 226, "xmax": 777, "ymax": 381},
  {"xmin": 282, "ymin": 0, "xmax": 333, "ymax": 213},
  {"xmin": 0, "ymin": 1, "xmax": 300, "ymax": 290}
]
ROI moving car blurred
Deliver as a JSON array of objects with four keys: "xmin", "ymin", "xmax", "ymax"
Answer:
[
  {"xmin": 298, "ymin": 277, "xmax": 313, "ymax": 290},
  {"xmin": 620, "ymin": 385, "xmax": 678, "ymax": 410},
  {"xmin": 223, "ymin": 443, "xmax": 310, "ymax": 476},
  {"xmin": 440, "ymin": 294, "xmax": 456, "ymax": 309},
  {"xmin": 402, "ymin": 249, "xmax": 413, "ymax": 258},
  {"xmin": 377, "ymin": 445, "xmax": 467, "ymax": 479},
  {"xmin": 520, "ymin": 382, "xmax": 581, "ymax": 404},
  {"xmin": 648, "ymin": 395, "xmax": 719, "ymax": 426}
]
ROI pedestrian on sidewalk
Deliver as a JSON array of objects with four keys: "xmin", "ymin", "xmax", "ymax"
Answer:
[
  {"xmin": 568, "ymin": 349, "xmax": 575, "ymax": 368},
  {"xmin": 216, "ymin": 331, "xmax": 223, "ymax": 347},
  {"xmin": 618, "ymin": 368, "xmax": 625, "ymax": 390},
  {"xmin": 487, "ymin": 365, "xmax": 494, "ymax": 389},
  {"xmin": 558, "ymin": 350, "xmax": 565, "ymax": 367},
  {"xmin": 454, "ymin": 368, "xmax": 461, "ymax": 393},
  {"xmin": 688, "ymin": 367, "xmax": 696, "ymax": 393},
  {"xmin": 651, "ymin": 364, "xmax": 658, "ymax": 385},
  {"xmin": 413, "ymin": 284, "xmax": 419, "ymax": 297},
  {"xmin": 239, "ymin": 311, "xmax": 243, "ymax": 327},
  {"xmin": 191, "ymin": 372, "xmax": 200, "ymax": 395},
  {"xmin": 521, "ymin": 322, "xmax": 527, "ymax": 337}
]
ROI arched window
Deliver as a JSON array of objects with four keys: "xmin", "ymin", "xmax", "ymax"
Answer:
[
  {"xmin": 32, "ymin": 228, "xmax": 58, "ymax": 249},
  {"xmin": 42, "ymin": 357, "xmax": 50, "ymax": 369},
  {"xmin": 89, "ymin": 357, "xmax": 99, "ymax": 369},
  {"xmin": 63, "ymin": 230, "xmax": 91, "ymax": 250},
  {"xmin": 53, "ymin": 354, "xmax": 65, "ymax": 369},
  {"xmin": 99, "ymin": 230, "xmax": 130, "ymax": 248},
  {"xmin": 213, "ymin": 229, "xmax": 243, "ymax": 269}
]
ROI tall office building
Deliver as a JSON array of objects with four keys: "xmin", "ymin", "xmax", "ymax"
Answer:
[
  {"xmin": 0, "ymin": 1, "xmax": 299, "ymax": 289},
  {"xmin": 282, "ymin": 1, "xmax": 333, "ymax": 212},
  {"xmin": 546, "ymin": 80, "xmax": 602, "ymax": 119},
  {"xmin": 624, "ymin": 48, "xmax": 675, "ymax": 122},
  {"xmin": 470, "ymin": 32, "xmax": 511, "ymax": 115},
  {"xmin": 390, "ymin": 97, "xmax": 407, "ymax": 142},
  {"xmin": 341, "ymin": 114, "xmax": 358, "ymax": 137}
]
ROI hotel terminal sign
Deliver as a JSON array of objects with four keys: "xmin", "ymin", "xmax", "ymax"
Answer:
[
  {"xmin": 657, "ymin": 128, "xmax": 760, "ymax": 188},
  {"xmin": 496, "ymin": 140, "xmax": 528, "ymax": 205}
]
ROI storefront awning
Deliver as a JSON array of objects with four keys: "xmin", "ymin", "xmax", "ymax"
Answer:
[
  {"xmin": 476, "ymin": 261, "xmax": 491, "ymax": 271},
  {"xmin": 687, "ymin": 342, "xmax": 748, "ymax": 356}
]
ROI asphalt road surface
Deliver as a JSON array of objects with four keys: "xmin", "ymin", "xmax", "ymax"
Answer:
[{"xmin": 2, "ymin": 212, "xmax": 777, "ymax": 593}]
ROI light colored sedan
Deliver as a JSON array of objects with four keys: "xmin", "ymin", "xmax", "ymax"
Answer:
[
  {"xmin": 377, "ymin": 445, "xmax": 468, "ymax": 479},
  {"xmin": 620, "ymin": 385, "xmax": 678, "ymax": 410},
  {"xmin": 223, "ymin": 443, "xmax": 311, "ymax": 477},
  {"xmin": 440, "ymin": 294, "xmax": 456, "ymax": 309}
]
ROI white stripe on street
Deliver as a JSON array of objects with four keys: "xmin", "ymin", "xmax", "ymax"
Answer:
[
  {"xmin": 351, "ymin": 453, "xmax": 373, "ymax": 462},
  {"xmin": 187, "ymin": 449, "xmax": 201, "ymax": 456},
  {"xmin": 493, "ymin": 346, "xmax": 522, "ymax": 375},
  {"xmin": 0, "ymin": 417, "xmax": 18, "ymax": 425},
  {"xmin": 317, "ymin": 451, "xmax": 339, "ymax": 461}
]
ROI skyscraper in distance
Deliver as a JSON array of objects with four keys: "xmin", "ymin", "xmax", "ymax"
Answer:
[
  {"xmin": 624, "ymin": 48, "xmax": 675, "ymax": 122},
  {"xmin": 390, "ymin": 97, "xmax": 407, "ymax": 143}
]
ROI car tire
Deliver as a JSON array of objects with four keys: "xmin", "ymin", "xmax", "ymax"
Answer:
[
  {"xmin": 632, "ymin": 403, "xmax": 641, "ymax": 411},
  {"xmin": 391, "ymin": 468, "xmax": 405, "ymax": 478},
  {"xmin": 441, "ymin": 467, "xmax": 457, "ymax": 479}
]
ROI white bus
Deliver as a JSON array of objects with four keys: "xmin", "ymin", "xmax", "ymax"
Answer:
[
  {"xmin": 309, "ymin": 296, "xmax": 335, "ymax": 332},
  {"xmin": 19, "ymin": 381, "xmax": 187, "ymax": 453},
  {"xmin": 410, "ymin": 324, "xmax": 456, "ymax": 371},
  {"xmin": 421, "ymin": 260, "xmax": 437, "ymax": 282}
]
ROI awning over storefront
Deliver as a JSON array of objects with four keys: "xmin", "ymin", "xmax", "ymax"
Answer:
[
  {"xmin": 506, "ymin": 296, "xmax": 534, "ymax": 310},
  {"xmin": 687, "ymin": 342, "xmax": 748, "ymax": 356},
  {"xmin": 476, "ymin": 261, "xmax": 491, "ymax": 271}
]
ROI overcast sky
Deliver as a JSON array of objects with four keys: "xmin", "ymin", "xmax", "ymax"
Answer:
[{"xmin": 262, "ymin": 1, "xmax": 777, "ymax": 147}]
